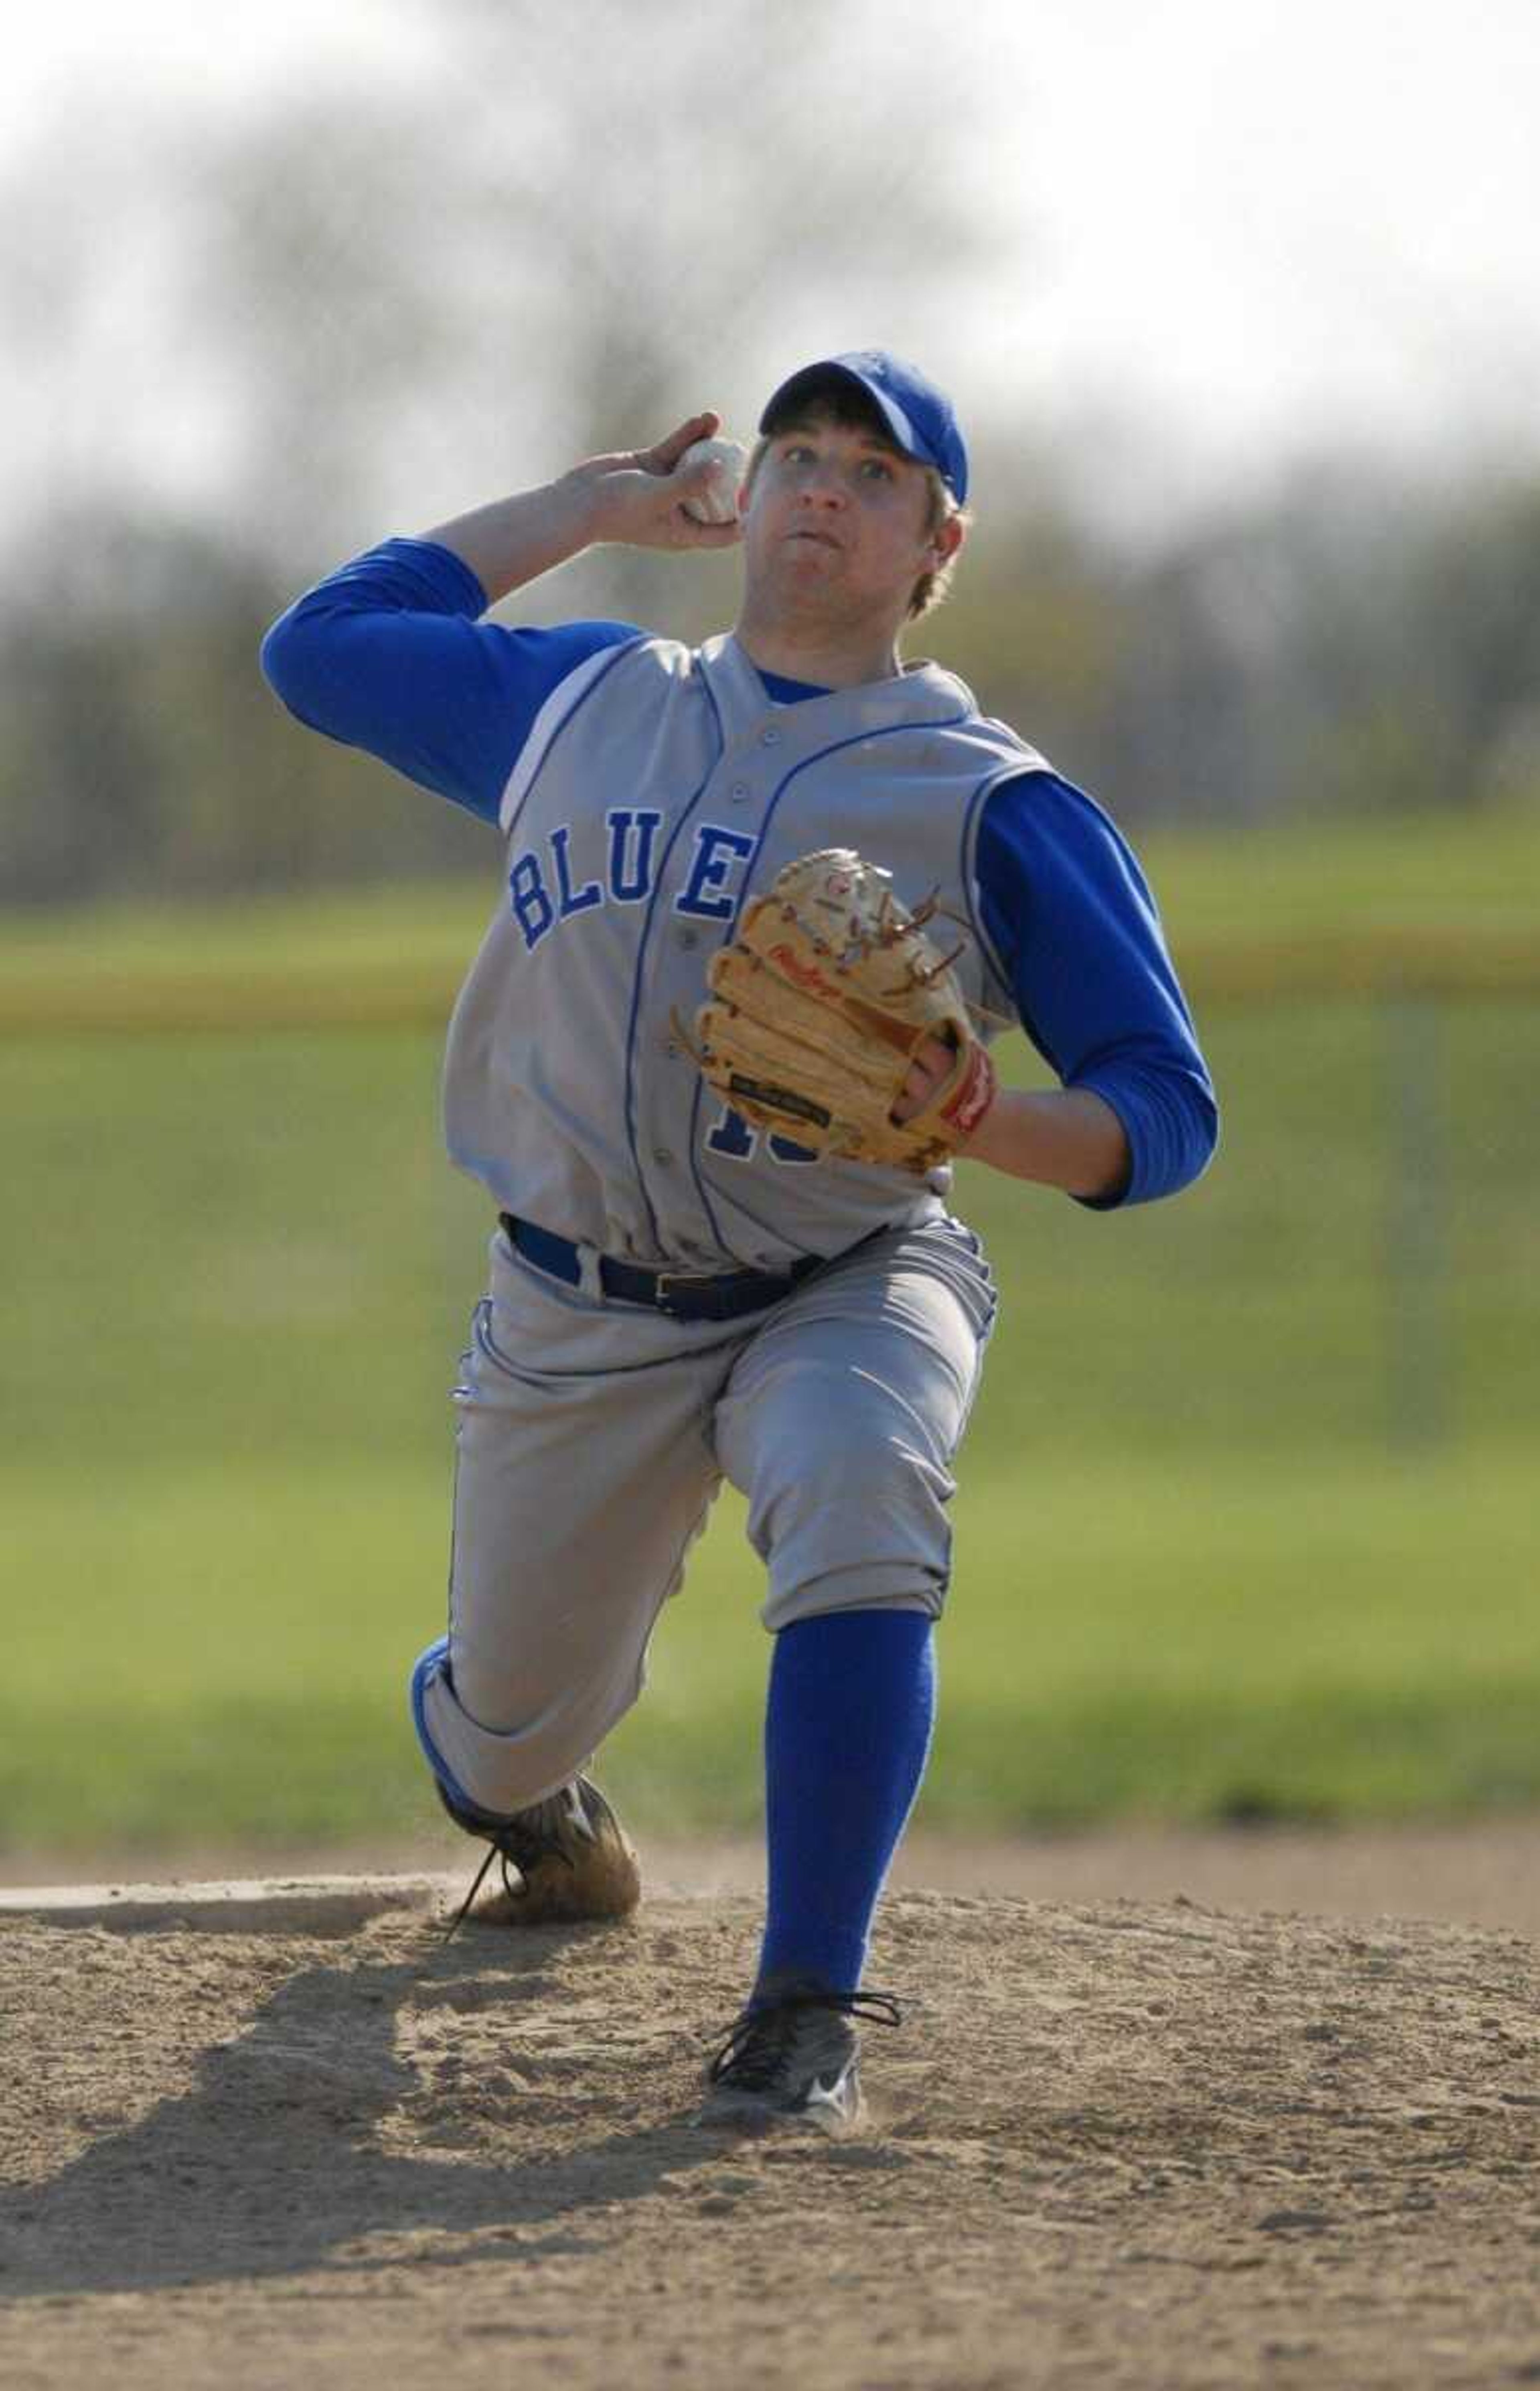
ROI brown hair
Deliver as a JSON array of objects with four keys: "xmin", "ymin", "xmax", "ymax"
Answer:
[{"xmin": 746, "ymin": 391, "xmax": 968, "ymax": 622}]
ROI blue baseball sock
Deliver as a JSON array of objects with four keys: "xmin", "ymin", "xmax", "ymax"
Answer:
[{"xmin": 754, "ymin": 1607, "xmax": 937, "ymax": 2000}]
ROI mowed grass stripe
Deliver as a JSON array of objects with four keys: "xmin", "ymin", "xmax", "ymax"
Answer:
[
  {"xmin": 2, "ymin": 1452, "xmax": 1535, "ymax": 1849},
  {"xmin": 5, "ymin": 797, "xmax": 1540, "ymax": 1030}
]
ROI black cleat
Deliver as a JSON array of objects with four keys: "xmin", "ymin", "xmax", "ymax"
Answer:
[
  {"xmin": 439, "ymin": 1774, "xmax": 640, "ymax": 1937},
  {"xmin": 701, "ymin": 1973, "xmax": 902, "ymax": 2136}
]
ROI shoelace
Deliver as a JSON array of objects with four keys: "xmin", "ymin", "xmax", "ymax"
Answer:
[
  {"xmin": 441, "ymin": 1785, "xmax": 593, "ymax": 1944},
  {"xmin": 707, "ymin": 1987, "xmax": 904, "ymax": 2090}
]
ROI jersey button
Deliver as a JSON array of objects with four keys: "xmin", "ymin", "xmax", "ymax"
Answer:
[
  {"xmin": 730, "ymin": 781, "xmax": 751, "ymax": 802},
  {"xmin": 677, "ymin": 928, "xmax": 699, "ymax": 950},
  {"xmin": 652, "ymin": 1146, "xmax": 674, "ymax": 1166},
  {"xmin": 759, "ymin": 728, "xmax": 781, "ymax": 747}
]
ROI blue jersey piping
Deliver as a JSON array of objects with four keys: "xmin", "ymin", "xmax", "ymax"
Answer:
[
  {"xmin": 500, "ymin": 635, "xmax": 649, "ymax": 841},
  {"xmin": 620, "ymin": 657, "xmax": 729, "ymax": 1253}
]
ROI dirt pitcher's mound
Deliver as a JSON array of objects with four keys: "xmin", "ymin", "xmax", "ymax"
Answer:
[{"xmin": 2, "ymin": 1888, "xmax": 1539, "ymax": 2390}]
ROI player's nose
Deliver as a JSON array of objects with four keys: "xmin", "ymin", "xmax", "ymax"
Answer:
[{"xmin": 797, "ymin": 464, "xmax": 847, "ymax": 509}]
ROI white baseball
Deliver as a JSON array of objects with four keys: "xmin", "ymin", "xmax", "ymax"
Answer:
[{"xmin": 678, "ymin": 436, "xmax": 748, "ymax": 525}]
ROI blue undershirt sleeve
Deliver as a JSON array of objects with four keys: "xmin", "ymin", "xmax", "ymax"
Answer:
[
  {"xmin": 975, "ymin": 772, "xmax": 1219, "ymax": 1208},
  {"xmin": 259, "ymin": 536, "xmax": 643, "ymax": 824}
]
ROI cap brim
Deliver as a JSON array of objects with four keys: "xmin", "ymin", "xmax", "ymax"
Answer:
[{"xmin": 759, "ymin": 361, "xmax": 958, "ymax": 499}]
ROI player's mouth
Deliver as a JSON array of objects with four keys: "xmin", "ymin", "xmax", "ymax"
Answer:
[{"xmin": 786, "ymin": 527, "xmax": 843, "ymax": 551}]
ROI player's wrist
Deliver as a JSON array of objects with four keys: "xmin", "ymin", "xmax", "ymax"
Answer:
[
  {"xmin": 556, "ymin": 466, "xmax": 613, "ymax": 550},
  {"xmin": 962, "ymin": 1085, "xmax": 1129, "ymax": 1198},
  {"xmin": 939, "ymin": 1042, "xmax": 998, "ymax": 1151},
  {"xmin": 953, "ymin": 1071, "xmax": 1012, "ymax": 1166}
]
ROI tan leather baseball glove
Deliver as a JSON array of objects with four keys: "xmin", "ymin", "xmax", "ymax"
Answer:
[{"xmin": 691, "ymin": 848, "xmax": 997, "ymax": 1174}]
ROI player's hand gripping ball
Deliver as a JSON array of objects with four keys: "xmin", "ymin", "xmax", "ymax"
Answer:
[
  {"xmin": 693, "ymin": 849, "xmax": 997, "ymax": 1173},
  {"xmin": 677, "ymin": 436, "xmax": 748, "ymax": 524}
]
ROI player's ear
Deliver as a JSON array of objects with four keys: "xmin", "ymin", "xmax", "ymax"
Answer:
[{"xmin": 930, "ymin": 511, "xmax": 967, "ymax": 568}]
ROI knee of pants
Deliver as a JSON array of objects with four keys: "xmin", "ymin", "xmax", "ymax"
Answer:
[
  {"xmin": 410, "ymin": 1636, "xmax": 642, "ymax": 1821},
  {"xmin": 743, "ymin": 1391, "xmax": 958, "ymax": 1635}
]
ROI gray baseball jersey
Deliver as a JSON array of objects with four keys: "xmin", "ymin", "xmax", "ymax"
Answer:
[{"xmin": 444, "ymin": 629, "xmax": 1039, "ymax": 1267}]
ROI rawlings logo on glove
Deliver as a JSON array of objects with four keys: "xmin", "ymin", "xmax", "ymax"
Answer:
[{"xmin": 688, "ymin": 848, "xmax": 997, "ymax": 1175}]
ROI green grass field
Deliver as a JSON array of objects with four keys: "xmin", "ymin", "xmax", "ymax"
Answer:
[{"xmin": 4, "ymin": 810, "xmax": 1538, "ymax": 1854}]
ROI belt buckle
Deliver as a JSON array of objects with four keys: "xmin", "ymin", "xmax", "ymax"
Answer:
[{"xmin": 653, "ymin": 1270, "xmax": 716, "ymax": 1315}]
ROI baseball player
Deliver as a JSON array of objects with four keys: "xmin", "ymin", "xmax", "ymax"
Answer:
[{"xmin": 261, "ymin": 350, "xmax": 1218, "ymax": 2134}]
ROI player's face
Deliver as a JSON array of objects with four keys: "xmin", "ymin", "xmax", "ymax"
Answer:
[{"xmin": 741, "ymin": 417, "xmax": 956, "ymax": 630}]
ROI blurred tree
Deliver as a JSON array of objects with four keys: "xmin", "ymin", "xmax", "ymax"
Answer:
[
  {"xmin": 0, "ymin": 0, "xmax": 1008, "ymax": 897},
  {"xmin": 1402, "ymin": 480, "xmax": 1540, "ymax": 805},
  {"xmin": 0, "ymin": 511, "xmax": 485, "ymax": 903},
  {"xmin": 2, "ymin": 4, "xmax": 1538, "ymax": 902}
]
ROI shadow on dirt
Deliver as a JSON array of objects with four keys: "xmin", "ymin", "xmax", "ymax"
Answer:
[{"xmin": 0, "ymin": 1924, "xmax": 728, "ymax": 2299}]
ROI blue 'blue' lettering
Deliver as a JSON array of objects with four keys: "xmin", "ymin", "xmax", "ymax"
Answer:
[
  {"xmin": 551, "ymin": 825, "xmax": 602, "ymax": 918},
  {"xmin": 509, "ymin": 851, "xmax": 555, "ymax": 949},
  {"xmin": 607, "ymin": 808, "xmax": 663, "ymax": 903},
  {"xmin": 676, "ymin": 824, "xmax": 758, "ymax": 921}
]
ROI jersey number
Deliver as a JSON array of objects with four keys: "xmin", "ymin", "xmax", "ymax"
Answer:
[{"xmin": 705, "ymin": 1105, "xmax": 818, "ymax": 1167}]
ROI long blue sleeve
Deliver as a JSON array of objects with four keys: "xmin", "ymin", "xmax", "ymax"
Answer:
[
  {"xmin": 975, "ymin": 773, "xmax": 1218, "ymax": 1208},
  {"xmin": 259, "ymin": 537, "xmax": 641, "ymax": 823}
]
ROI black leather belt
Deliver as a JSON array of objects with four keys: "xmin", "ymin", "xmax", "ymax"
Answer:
[{"xmin": 500, "ymin": 1215, "xmax": 823, "ymax": 1322}]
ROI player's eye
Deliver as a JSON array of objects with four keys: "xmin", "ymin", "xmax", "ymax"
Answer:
[
  {"xmin": 782, "ymin": 443, "xmax": 815, "ymax": 465},
  {"xmin": 859, "ymin": 457, "xmax": 895, "ymax": 483}
]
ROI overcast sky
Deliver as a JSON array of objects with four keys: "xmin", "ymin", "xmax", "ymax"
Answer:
[{"xmin": 6, "ymin": 0, "xmax": 1540, "ymax": 541}]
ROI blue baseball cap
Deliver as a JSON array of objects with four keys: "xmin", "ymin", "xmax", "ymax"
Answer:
[{"xmin": 759, "ymin": 349, "xmax": 969, "ymax": 506}]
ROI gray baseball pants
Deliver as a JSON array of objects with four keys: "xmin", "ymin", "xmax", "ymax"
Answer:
[{"xmin": 416, "ymin": 1211, "xmax": 996, "ymax": 1818}]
